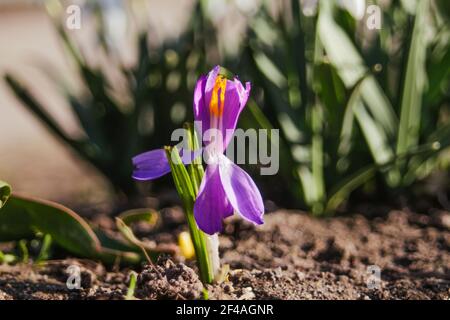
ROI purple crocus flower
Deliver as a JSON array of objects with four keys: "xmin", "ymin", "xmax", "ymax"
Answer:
[{"xmin": 132, "ymin": 66, "xmax": 264, "ymax": 235}]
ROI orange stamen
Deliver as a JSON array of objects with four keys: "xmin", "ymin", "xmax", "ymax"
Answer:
[{"xmin": 210, "ymin": 75, "xmax": 227, "ymax": 117}]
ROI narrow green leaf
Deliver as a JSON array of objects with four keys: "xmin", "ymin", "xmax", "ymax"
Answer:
[
  {"xmin": 184, "ymin": 123, "xmax": 204, "ymax": 194},
  {"xmin": 318, "ymin": 1, "xmax": 397, "ymax": 137},
  {"xmin": 36, "ymin": 234, "xmax": 52, "ymax": 263},
  {"xmin": 165, "ymin": 145, "xmax": 213, "ymax": 284},
  {"xmin": 327, "ymin": 141, "xmax": 443, "ymax": 211},
  {"xmin": 252, "ymin": 51, "xmax": 287, "ymax": 88},
  {"xmin": 403, "ymin": 125, "xmax": 450, "ymax": 183},
  {"xmin": 425, "ymin": 49, "xmax": 450, "ymax": 106},
  {"xmin": 354, "ymin": 101, "xmax": 394, "ymax": 165},
  {"xmin": 396, "ymin": 0, "xmax": 429, "ymax": 155},
  {"xmin": 116, "ymin": 217, "xmax": 153, "ymax": 264},
  {"xmin": 297, "ymin": 166, "xmax": 315, "ymax": 206},
  {"xmin": 326, "ymin": 166, "xmax": 377, "ymax": 212},
  {"xmin": 310, "ymin": 104, "xmax": 325, "ymax": 214},
  {"xmin": 338, "ymin": 72, "xmax": 370, "ymax": 156},
  {"xmin": 115, "ymin": 217, "xmax": 177, "ymax": 262},
  {"xmin": 125, "ymin": 271, "xmax": 138, "ymax": 300},
  {"xmin": 19, "ymin": 240, "xmax": 29, "ymax": 263},
  {"xmin": 165, "ymin": 146, "xmax": 196, "ymax": 204},
  {"xmin": 118, "ymin": 208, "xmax": 160, "ymax": 230}
]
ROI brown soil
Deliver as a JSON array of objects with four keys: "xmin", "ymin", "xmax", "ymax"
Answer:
[{"xmin": 0, "ymin": 209, "xmax": 449, "ymax": 300}]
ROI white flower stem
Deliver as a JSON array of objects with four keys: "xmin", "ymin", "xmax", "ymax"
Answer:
[{"xmin": 205, "ymin": 234, "xmax": 220, "ymax": 279}]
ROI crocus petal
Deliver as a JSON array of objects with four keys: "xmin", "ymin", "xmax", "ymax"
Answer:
[
  {"xmin": 132, "ymin": 149, "xmax": 171, "ymax": 180},
  {"xmin": 204, "ymin": 65, "xmax": 221, "ymax": 109},
  {"xmin": 132, "ymin": 147, "xmax": 201, "ymax": 181},
  {"xmin": 218, "ymin": 154, "xmax": 264, "ymax": 225},
  {"xmin": 220, "ymin": 78, "xmax": 251, "ymax": 149},
  {"xmin": 194, "ymin": 164, "xmax": 233, "ymax": 235},
  {"xmin": 195, "ymin": 66, "xmax": 221, "ymax": 135},
  {"xmin": 193, "ymin": 66, "xmax": 251, "ymax": 152},
  {"xmin": 235, "ymin": 79, "xmax": 251, "ymax": 113},
  {"xmin": 193, "ymin": 75, "xmax": 209, "ymax": 136}
]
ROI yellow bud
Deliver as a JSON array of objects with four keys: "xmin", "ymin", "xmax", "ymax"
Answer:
[{"xmin": 178, "ymin": 231, "xmax": 195, "ymax": 260}]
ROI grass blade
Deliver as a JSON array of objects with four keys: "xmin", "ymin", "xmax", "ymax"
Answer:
[
  {"xmin": 125, "ymin": 271, "xmax": 138, "ymax": 300},
  {"xmin": 36, "ymin": 234, "xmax": 53, "ymax": 263},
  {"xmin": 396, "ymin": 0, "xmax": 429, "ymax": 155},
  {"xmin": 354, "ymin": 101, "xmax": 394, "ymax": 165},
  {"xmin": 327, "ymin": 141, "xmax": 443, "ymax": 211},
  {"xmin": 318, "ymin": 1, "xmax": 398, "ymax": 137}
]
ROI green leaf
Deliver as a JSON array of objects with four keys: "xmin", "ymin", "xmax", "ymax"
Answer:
[
  {"xmin": 36, "ymin": 234, "xmax": 53, "ymax": 263},
  {"xmin": 0, "ymin": 194, "xmax": 100, "ymax": 257},
  {"xmin": 0, "ymin": 251, "xmax": 16, "ymax": 264},
  {"xmin": 116, "ymin": 218, "xmax": 141, "ymax": 246},
  {"xmin": 396, "ymin": 0, "xmax": 429, "ymax": 156},
  {"xmin": 326, "ymin": 141, "xmax": 443, "ymax": 211},
  {"xmin": 115, "ymin": 217, "xmax": 152, "ymax": 264},
  {"xmin": 252, "ymin": 51, "xmax": 287, "ymax": 88},
  {"xmin": 184, "ymin": 123, "xmax": 204, "ymax": 194},
  {"xmin": 310, "ymin": 104, "xmax": 325, "ymax": 214},
  {"xmin": 93, "ymin": 228, "xmax": 139, "ymax": 253},
  {"xmin": 165, "ymin": 145, "xmax": 214, "ymax": 284},
  {"xmin": 337, "ymin": 75, "xmax": 369, "ymax": 161},
  {"xmin": 0, "ymin": 196, "xmax": 35, "ymax": 241},
  {"xmin": 0, "ymin": 180, "xmax": 11, "ymax": 209},
  {"xmin": 118, "ymin": 208, "xmax": 160, "ymax": 230},
  {"xmin": 165, "ymin": 146, "xmax": 196, "ymax": 206},
  {"xmin": 326, "ymin": 165, "xmax": 377, "ymax": 212},
  {"xmin": 19, "ymin": 240, "xmax": 29, "ymax": 263},
  {"xmin": 354, "ymin": 101, "xmax": 394, "ymax": 165},
  {"xmin": 403, "ymin": 126, "xmax": 450, "ymax": 183},
  {"xmin": 125, "ymin": 271, "xmax": 138, "ymax": 300},
  {"xmin": 318, "ymin": 1, "xmax": 398, "ymax": 137},
  {"xmin": 297, "ymin": 166, "xmax": 316, "ymax": 206},
  {"xmin": 0, "ymin": 191, "xmax": 141, "ymax": 265},
  {"xmin": 425, "ymin": 49, "xmax": 450, "ymax": 106},
  {"xmin": 115, "ymin": 217, "xmax": 178, "ymax": 261},
  {"xmin": 400, "ymin": 0, "xmax": 417, "ymax": 14}
]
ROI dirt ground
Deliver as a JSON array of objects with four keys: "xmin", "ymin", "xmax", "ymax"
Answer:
[{"xmin": 0, "ymin": 208, "xmax": 448, "ymax": 300}]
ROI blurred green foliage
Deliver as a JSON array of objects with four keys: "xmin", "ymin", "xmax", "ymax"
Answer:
[
  {"xmin": 241, "ymin": 0, "xmax": 450, "ymax": 213},
  {"xmin": 4, "ymin": 0, "xmax": 450, "ymax": 213}
]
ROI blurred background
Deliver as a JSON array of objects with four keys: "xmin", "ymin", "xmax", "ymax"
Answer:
[
  {"xmin": 0, "ymin": 0, "xmax": 449, "ymax": 215},
  {"xmin": 0, "ymin": 0, "xmax": 199, "ymax": 207}
]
